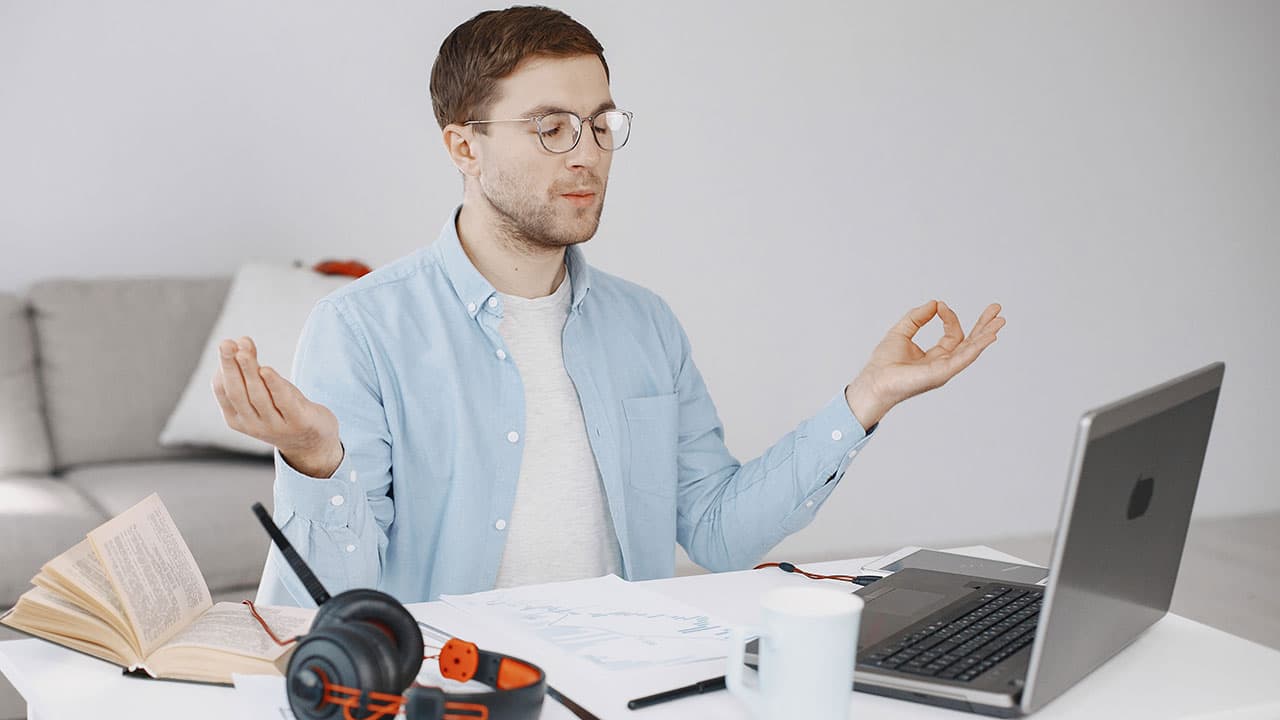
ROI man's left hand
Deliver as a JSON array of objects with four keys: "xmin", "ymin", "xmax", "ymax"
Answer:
[{"xmin": 844, "ymin": 300, "xmax": 1005, "ymax": 429}]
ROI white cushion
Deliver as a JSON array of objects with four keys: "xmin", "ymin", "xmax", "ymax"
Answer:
[{"xmin": 159, "ymin": 263, "xmax": 352, "ymax": 455}]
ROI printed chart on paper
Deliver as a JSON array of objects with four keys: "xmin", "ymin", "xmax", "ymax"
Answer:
[{"xmin": 440, "ymin": 574, "xmax": 733, "ymax": 671}]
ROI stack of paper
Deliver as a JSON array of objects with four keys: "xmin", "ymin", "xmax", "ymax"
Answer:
[
  {"xmin": 441, "ymin": 574, "xmax": 732, "ymax": 671},
  {"xmin": 432, "ymin": 574, "xmax": 737, "ymax": 716}
]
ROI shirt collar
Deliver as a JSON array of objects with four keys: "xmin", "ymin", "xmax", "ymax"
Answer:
[{"xmin": 434, "ymin": 203, "xmax": 592, "ymax": 318}]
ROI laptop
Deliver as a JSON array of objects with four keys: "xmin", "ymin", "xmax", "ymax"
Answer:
[{"xmin": 847, "ymin": 362, "xmax": 1223, "ymax": 716}]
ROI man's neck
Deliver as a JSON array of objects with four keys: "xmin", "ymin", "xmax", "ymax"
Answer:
[{"xmin": 456, "ymin": 202, "xmax": 568, "ymax": 299}]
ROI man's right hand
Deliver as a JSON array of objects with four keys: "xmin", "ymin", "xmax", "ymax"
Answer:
[{"xmin": 211, "ymin": 336, "xmax": 344, "ymax": 478}]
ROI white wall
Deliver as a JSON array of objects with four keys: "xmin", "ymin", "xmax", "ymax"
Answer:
[{"xmin": 2, "ymin": 1, "xmax": 1277, "ymax": 563}]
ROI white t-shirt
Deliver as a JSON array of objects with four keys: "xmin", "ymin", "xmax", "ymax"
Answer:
[{"xmin": 492, "ymin": 272, "xmax": 623, "ymax": 588}]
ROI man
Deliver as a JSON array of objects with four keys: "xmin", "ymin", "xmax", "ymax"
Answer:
[{"xmin": 214, "ymin": 6, "xmax": 1005, "ymax": 607}]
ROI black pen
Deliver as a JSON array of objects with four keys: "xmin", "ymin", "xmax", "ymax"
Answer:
[{"xmin": 627, "ymin": 675, "xmax": 727, "ymax": 710}]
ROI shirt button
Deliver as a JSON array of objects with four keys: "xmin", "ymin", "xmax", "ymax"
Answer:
[
  {"xmin": 487, "ymin": 297, "xmax": 498, "ymax": 308},
  {"xmin": 495, "ymin": 519, "xmax": 507, "ymax": 531},
  {"xmin": 349, "ymin": 470, "xmax": 359, "ymax": 483},
  {"xmin": 345, "ymin": 544, "xmax": 356, "ymax": 553},
  {"xmin": 466, "ymin": 302, "xmax": 477, "ymax": 314},
  {"xmin": 831, "ymin": 430, "xmax": 844, "ymax": 441},
  {"xmin": 805, "ymin": 500, "xmax": 815, "ymax": 508},
  {"xmin": 330, "ymin": 495, "xmax": 344, "ymax": 507},
  {"xmin": 848, "ymin": 449, "xmax": 859, "ymax": 459},
  {"xmin": 507, "ymin": 431, "xmax": 520, "ymax": 443},
  {"xmin": 495, "ymin": 349, "xmax": 507, "ymax": 360}
]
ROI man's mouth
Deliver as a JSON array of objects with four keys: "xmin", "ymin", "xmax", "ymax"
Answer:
[{"xmin": 561, "ymin": 192, "xmax": 597, "ymax": 206}]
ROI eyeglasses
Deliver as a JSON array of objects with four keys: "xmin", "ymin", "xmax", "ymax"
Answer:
[{"xmin": 464, "ymin": 109, "xmax": 633, "ymax": 154}]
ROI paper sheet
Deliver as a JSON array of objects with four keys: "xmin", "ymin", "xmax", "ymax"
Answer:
[{"xmin": 440, "ymin": 574, "xmax": 733, "ymax": 671}]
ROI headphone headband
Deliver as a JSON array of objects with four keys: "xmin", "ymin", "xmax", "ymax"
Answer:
[
  {"xmin": 405, "ymin": 644, "xmax": 546, "ymax": 720},
  {"xmin": 293, "ymin": 645, "xmax": 546, "ymax": 720}
]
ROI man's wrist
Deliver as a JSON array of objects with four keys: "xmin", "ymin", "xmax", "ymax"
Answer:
[
  {"xmin": 279, "ymin": 440, "xmax": 345, "ymax": 479},
  {"xmin": 844, "ymin": 378, "xmax": 887, "ymax": 431}
]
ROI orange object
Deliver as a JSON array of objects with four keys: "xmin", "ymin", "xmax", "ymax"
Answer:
[
  {"xmin": 438, "ymin": 638, "xmax": 481, "ymax": 682},
  {"xmin": 496, "ymin": 656, "xmax": 542, "ymax": 690},
  {"xmin": 313, "ymin": 259, "xmax": 373, "ymax": 278}
]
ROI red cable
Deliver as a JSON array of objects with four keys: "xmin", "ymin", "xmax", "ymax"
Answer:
[
  {"xmin": 753, "ymin": 561, "xmax": 860, "ymax": 583},
  {"xmin": 242, "ymin": 600, "xmax": 298, "ymax": 646},
  {"xmin": 241, "ymin": 599, "xmax": 442, "ymax": 660}
]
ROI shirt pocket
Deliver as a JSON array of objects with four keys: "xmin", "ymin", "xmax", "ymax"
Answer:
[{"xmin": 621, "ymin": 392, "xmax": 679, "ymax": 499}]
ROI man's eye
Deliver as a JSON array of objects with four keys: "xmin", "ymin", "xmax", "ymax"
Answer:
[{"xmin": 543, "ymin": 127, "xmax": 561, "ymax": 137}]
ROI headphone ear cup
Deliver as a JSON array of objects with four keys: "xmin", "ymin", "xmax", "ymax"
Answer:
[
  {"xmin": 348, "ymin": 621, "xmax": 404, "ymax": 694},
  {"xmin": 287, "ymin": 625, "xmax": 393, "ymax": 720},
  {"xmin": 311, "ymin": 588, "xmax": 425, "ymax": 690}
]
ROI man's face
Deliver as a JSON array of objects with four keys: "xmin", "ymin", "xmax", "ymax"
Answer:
[{"xmin": 470, "ymin": 54, "xmax": 615, "ymax": 249}]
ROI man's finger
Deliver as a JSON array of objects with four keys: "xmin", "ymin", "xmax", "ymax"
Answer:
[
  {"xmin": 235, "ymin": 342, "xmax": 279, "ymax": 423},
  {"xmin": 218, "ymin": 339, "xmax": 257, "ymax": 419},
  {"xmin": 966, "ymin": 314, "xmax": 1006, "ymax": 346},
  {"xmin": 211, "ymin": 372, "xmax": 237, "ymax": 423},
  {"xmin": 259, "ymin": 367, "xmax": 303, "ymax": 420},
  {"xmin": 945, "ymin": 330, "xmax": 998, "ymax": 377},
  {"xmin": 926, "ymin": 300, "xmax": 965, "ymax": 356},
  {"xmin": 891, "ymin": 300, "xmax": 939, "ymax": 339},
  {"xmin": 953, "ymin": 311, "xmax": 1005, "ymax": 355},
  {"xmin": 969, "ymin": 303, "xmax": 1002, "ymax": 337}
]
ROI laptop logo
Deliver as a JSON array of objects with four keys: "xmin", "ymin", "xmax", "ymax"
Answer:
[{"xmin": 1127, "ymin": 476, "xmax": 1155, "ymax": 519}]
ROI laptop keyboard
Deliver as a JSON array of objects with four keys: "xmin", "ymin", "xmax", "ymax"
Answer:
[{"xmin": 862, "ymin": 585, "xmax": 1043, "ymax": 683}]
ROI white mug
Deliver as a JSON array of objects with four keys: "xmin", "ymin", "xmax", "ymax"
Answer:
[{"xmin": 727, "ymin": 585, "xmax": 864, "ymax": 720}]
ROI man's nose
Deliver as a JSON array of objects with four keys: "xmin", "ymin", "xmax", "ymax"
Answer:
[{"xmin": 565, "ymin": 128, "xmax": 602, "ymax": 169}]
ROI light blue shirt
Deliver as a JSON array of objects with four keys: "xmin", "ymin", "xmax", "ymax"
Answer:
[{"xmin": 256, "ymin": 205, "xmax": 876, "ymax": 606}]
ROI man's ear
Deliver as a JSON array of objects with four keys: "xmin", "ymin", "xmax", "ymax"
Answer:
[{"xmin": 443, "ymin": 123, "xmax": 481, "ymax": 178}]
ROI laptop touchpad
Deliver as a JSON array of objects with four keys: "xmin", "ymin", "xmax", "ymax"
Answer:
[
  {"xmin": 875, "ymin": 588, "xmax": 948, "ymax": 615},
  {"xmin": 859, "ymin": 588, "xmax": 951, "ymax": 648}
]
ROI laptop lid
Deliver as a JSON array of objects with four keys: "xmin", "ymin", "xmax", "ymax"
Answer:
[{"xmin": 1021, "ymin": 362, "xmax": 1224, "ymax": 713}]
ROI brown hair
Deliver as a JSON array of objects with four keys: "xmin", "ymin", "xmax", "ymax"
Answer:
[{"xmin": 430, "ymin": 5, "xmax": 609, "ymax": 132}]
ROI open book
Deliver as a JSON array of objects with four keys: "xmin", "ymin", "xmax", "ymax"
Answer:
[{"xmin": 0, "ymin": 493, "xmax": 315, "ymax": 684}]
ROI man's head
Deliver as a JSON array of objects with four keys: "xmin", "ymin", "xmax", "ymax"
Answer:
[{"xmin": 432, "ymin": 6, "xmax": 619, "ymax": 250}]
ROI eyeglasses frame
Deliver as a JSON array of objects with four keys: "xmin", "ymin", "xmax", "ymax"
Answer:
[{"xmin": 463, "ymin": 109, "xmax": 634, "ymax": 154}]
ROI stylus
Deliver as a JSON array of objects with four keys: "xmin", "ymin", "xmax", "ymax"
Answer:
[{"xmin": 626, "ymin": 675, "xmax": 727, "ymax": 709}]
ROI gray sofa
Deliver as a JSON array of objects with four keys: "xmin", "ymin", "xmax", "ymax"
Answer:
[{"xmin": 0, "ymin": 276, "xmax": 276, "ymax": 718}]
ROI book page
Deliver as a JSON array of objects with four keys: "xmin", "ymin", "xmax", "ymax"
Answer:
[
  {"xmin": 1, "ymin": 586, "xmax": 141, "ymax": 668},
  {"xmin": 152, "ymin": 602, "xmax": 316, "ymax": 663},
  {"xmin": 44, "ymin": 539, "xmax": 126, "ymax": 615},
  {"xmin": 39, "ymin": 538, "xmax": 136, "ymax": 650},
  {"xmin": 88, "ymin": 493, "xmax": 212, "ymax": 656}
]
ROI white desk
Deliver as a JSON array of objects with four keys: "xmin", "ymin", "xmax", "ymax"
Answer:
[{"xmin": 3, "ymin": 546, "xmax": 1279, "ymax": 719}]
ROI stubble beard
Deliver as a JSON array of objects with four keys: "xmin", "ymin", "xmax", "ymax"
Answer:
[{"xmin": 480, "ymin": 167, "xmax": 606, "ymax": 256}]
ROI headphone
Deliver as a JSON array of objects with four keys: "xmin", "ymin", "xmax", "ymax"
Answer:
[{"xmin": 251, "ymin": 503, "xmax": 546, "ymax": 720}]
